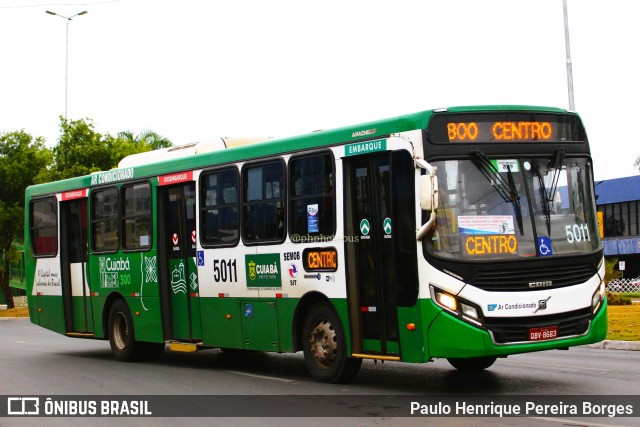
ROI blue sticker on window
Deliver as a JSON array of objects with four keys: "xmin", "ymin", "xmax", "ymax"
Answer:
[
  {"xmin": 537, "ymin": 237, "xmax": 553, "ymax": 256},
  {"xmin": 307, "ymin": 204, "xmax": 319, "ymax": 233}
]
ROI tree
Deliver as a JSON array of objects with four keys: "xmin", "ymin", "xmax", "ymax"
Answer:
[
  {"xmin": 48, "ymin": 117, "xmax": 172, "ymax": 181},
  {"xmin": 0, "ymin": 130, "xmax": 51, "ymax": 308},
  {"xmin": 118, "ymin": 129, "xmax": 172, "ymax": 150},
  {"xmin": 604, "ymin": 257, "xmax": 623, "ymax": 284},
  {"xmin": 47, "ymin": 117, "xmax": 112, "ymax": 181}
]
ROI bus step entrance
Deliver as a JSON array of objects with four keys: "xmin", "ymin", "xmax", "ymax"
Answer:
[
  {"xmin": 351, "ymin": 353, "xmax": 401, "ymax": 362},
  {"xmin": 168, "ymin": 341, "xmax": 204, "ymax": 353}
]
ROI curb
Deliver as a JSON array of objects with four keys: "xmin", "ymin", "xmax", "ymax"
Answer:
[{"xmin": 583, "ymin": 340, "xmax": 640, "ymax": 351}]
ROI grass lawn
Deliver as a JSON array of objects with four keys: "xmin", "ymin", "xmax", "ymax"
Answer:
[
  {"xmin": 2, "ymin": 304, "xmax": 639, "ymax": 341},
  {"xmin": 0, "ymin": 306, "xmax": 29, "ymax": 317},
  {"xmin": 607, "ymin": 304, "xmax": 640, "ymax": 341}
]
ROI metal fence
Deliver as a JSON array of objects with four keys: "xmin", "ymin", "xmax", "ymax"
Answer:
[{"xmin": 606, "ymin": 277, "xmax": 640, "ymax": 293}]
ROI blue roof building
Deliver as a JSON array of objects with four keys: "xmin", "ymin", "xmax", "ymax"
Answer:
[{"xmin": 594, "ymin": 175, "xmax": 640, "ymax": 277}]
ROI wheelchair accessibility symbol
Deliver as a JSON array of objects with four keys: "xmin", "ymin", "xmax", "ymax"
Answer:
[{"xmin": 537, "ymin": 237, "xmax": 553, "ymax": 256}]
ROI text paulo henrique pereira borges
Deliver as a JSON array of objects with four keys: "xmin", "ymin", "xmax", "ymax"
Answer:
[{"xmin": 410, "ymin": 400, "xmax": 634, "ymax": 417}]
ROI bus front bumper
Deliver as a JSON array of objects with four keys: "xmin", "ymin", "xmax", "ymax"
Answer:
[{"xmin": 425, "ymin": 298, "xmax": 608, "ymax": 359}]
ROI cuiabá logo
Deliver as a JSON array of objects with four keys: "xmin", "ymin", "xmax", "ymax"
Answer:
[{"xmin": 248, "ymin": 261, "xmax": 256, "ymax": 281}]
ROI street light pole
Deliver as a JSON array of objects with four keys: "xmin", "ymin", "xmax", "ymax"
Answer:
[
  {"xmin": 45, "ymin": 10, "xmax": 88, "ymax": 119},
  {"xmin": 562, "ymin": 0, "xmax": 575, "ymax": 111}
]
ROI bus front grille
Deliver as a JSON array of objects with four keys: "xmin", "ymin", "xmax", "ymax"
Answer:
[
  {"xmin": 485, "ymin": 308, "xmax": 592, "ymax": 344},
  {"xmin": 471, "ymin": 264, "xmax": 596, "ymax": 292}
]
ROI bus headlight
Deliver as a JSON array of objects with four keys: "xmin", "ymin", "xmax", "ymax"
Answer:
[
  {"xmin": 461, "ymin": 303, "xmax": 479, "ymax": 320},
  {"xmin": 435, "ymin": 292, "xmax": 457, "ymax": 311},
  {"xmin": 430, "ymin": 286, "xmax": 485, "ymax": 328},
  {"xmin": 591, "ymin": 280, "xmax": 606, "ymax": 314}
]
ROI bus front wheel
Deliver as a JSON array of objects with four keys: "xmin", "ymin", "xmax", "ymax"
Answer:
[
  {"xmin": 302, "ymin": 302, "xmax": 362, "ymax": 383},
  {"xmin": 108, "ymin": 299, "xmax": 144, "ymax": 362},
  {"xmin": 447, "ymin": 356, "xmax": 497, "ymax": 371}
]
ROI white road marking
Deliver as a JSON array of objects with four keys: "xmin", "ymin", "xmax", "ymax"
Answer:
[
  {"xmin": 226, "ymin": 370, "xmax": 295, "ymax": 383},
  {"xmin": 532, "ymin": 416, "xmax": 631, "ymax": 427}
]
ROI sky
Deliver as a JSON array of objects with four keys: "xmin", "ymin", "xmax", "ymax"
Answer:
[{"xmin": 1, "ymin": 0, "xmax": 638, "ymax": 181}]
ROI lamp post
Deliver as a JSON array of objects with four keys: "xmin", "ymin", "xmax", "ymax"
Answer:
[
  {"xmin": 45, "ymin": 10, "xmax": 88, "ymax": 119},
  {"xmin": 562, "ymin": 0, "xmax": 575, "ymax": 111}
]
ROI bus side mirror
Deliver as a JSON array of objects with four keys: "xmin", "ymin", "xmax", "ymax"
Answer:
[{"xmin": 420, "ymin": 174, "xmax": 438, "ymax": 211}]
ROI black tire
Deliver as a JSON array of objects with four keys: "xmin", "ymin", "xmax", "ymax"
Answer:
[
  {"xmin": 447, "ymin": 356, "xmax": 497, "ymax": 371},
  {"xmin": 302, "ymin": 302, "xmax": 362, "ymax": 383},
  {"xmin": 107, "ymin": 299, "xmax": 144, "ymax": 362}
]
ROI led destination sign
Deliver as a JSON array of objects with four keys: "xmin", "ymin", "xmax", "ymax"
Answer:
[
  {"xmin": 303, "ymin": 248, "xmax": 338, "ymax": 272},
  {"xmin": 429, "ymin": 113, "xmax": 585, "ymax": 143}
]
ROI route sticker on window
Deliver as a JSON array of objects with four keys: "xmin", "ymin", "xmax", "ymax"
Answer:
[
  {"xmin": 460, "ymin": 216, "xmax": 518, "ymax": 256},
  {"xmin": 458, "ymin": 215, "xmax": 514, "ymax": 235}
]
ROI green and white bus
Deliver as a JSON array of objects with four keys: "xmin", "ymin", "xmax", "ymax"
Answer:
[{"xmin": 25, "ymin": 106, "xmax": 607, "ymax": 383}]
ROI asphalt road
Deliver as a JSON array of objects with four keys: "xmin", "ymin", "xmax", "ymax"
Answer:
[{"xmin": 1, "ymin": 318, "xmax": 638, "ymax": 427}]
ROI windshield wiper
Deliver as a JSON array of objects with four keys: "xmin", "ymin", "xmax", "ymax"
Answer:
[
  {"xmin": 471, "ymin": 150, "xmax": 524, "ymax": 235},
  {"xmin": 534, "ymin": 148, "xmax": 565, "ymax": 234}
]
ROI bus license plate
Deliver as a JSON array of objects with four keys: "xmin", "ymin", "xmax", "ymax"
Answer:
[{"xmin": 529, "ymin": 326, "xmax": 558, "ymax": 341}]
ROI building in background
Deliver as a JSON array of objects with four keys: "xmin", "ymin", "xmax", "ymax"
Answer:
[{"xmin": 595, "ymin": 175, "xmax": 640, "ymax": 279}]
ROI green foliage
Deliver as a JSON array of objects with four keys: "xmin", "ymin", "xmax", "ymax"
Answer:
[
  {"xmin": 0, "ymin": 120, "xmax": 172, "ymax": 306},
  {"xmin": 48, "ymin": 117, "xmax": 111, "ymax": 180},
  {"xmin": 606, "ymin": 292, "xmax": 632, "ymax": 305},
  {"xmin": 604, "ymin": 258, "xmax": 622, "ymax": 283},
  {"xmin": 48, "ymin": 117, "xmax": 172, "ymax": 181},
  {"xmin": 0, "ymin": 130, "xmax": 51, "ymax": 308},
  {"xmin": 118, "ymin": 129, "xmax": 172, "ymax": 150}
]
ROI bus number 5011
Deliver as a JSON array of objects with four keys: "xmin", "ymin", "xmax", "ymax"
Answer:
[
  {"xmin": 565, "ymin": 224, "xmax": 590, "ymax": 243},
  {"xmin": 213, "ymin": 259, "xmax": 238, "ymax": 283}
]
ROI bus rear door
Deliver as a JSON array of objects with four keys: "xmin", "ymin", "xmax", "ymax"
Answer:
[{"xmin": 59, "ymin": 195, "xmax": 93, "ymax": 334}]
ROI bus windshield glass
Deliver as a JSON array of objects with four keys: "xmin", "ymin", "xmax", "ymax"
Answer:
[{"xmin": 426, "ymin": 156, "xmax": 600, "ymax": 260}]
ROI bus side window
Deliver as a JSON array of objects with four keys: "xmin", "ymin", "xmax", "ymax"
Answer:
[
  {"xmin": 91, "ymin": 187, "xmax": 119, "ymax": 253},
  {"xmin": 30, "ymin": 197, "xmax": 58, "ymax": 257},
  {"xmin": 289, "ymin": 152, "xmax": 335, "ymax": 241},
  {"xmin": 200, "ymin": 167, "xmax": 240, "ymax": 247},
  {"xmin": 122, "ymin": 182, "xmax": 151, "ymax": 251},
  {"xmin": 242, "ymin": 160, "xmax": 286, "ymax": 244}
]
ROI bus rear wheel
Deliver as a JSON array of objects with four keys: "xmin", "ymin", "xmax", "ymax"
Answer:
[
  {"xmin": 447, "ymin": 356, "xmax": 497, "ymax": 371},
  {"xmin": 108, "ymin": 299, "xmax": 144, "ymax": 362},
  {"xmin": 302, "ymin": 302, "xmax": 362, "ymax": 383}
]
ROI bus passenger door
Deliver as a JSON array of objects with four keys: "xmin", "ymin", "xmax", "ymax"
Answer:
[
  {"xmin": 158, "ymin": 183, "xmax": 202, "ymax": 341},
  {"xmin": 60, "ymin": 198, "xmax": 93, "ymax": 333},
  {"xmin": 344, "ymin": 150, "xmax": 417, "ymax": 358}
]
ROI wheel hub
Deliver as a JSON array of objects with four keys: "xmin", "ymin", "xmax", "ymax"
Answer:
[
  {"xmin": 309, "ymin": 320, "xmax": 337, "ymax": 365},
  {"xmin": 112, "ymin": 312, "xmax": 128, "ymax": 351}
]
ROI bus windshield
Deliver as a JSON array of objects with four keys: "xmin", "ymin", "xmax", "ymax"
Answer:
[{"xmin": 426, "ymin": 156, "xmax": 600, "ymax": 261}]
